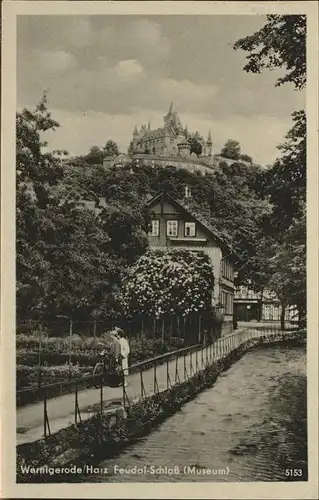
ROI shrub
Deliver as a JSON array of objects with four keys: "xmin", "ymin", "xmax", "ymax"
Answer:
[{"xmin": 17, "ymin": 364, "xmax": 89, "ymax": 389}]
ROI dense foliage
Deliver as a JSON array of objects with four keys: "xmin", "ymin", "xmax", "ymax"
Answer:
[
  {"xmin": 234, "ymin": 15, "xmax": 306, "ymax": 90},
  {"xmin": 234, "ymin": 14, "xmax": 306, "ymax": 326},
  {"xmin": 16, "ymin": 98, "xmax": 148, "ymax": 321}
]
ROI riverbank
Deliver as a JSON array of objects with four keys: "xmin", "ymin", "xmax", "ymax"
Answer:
[{"xmin": 16, "ymin": 329, "xmax": 306, "ymax": 483}]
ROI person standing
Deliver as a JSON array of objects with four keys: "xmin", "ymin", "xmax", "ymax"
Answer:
[
  {"xmin": 118, "ymin": 329, "xmax": 130, "ymax": 387},
  {"xmin": 109, "ymin": 329, "xmax": 121, "ymax": 372}
]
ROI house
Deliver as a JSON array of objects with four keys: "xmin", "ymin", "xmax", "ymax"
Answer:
[
  {"xmin": 234, "ymin": 284, "xmax": 298, "ymax": 323},
  {"xmin": 146, "ymin": 191, "xmax": 239, "ymax": 335}
]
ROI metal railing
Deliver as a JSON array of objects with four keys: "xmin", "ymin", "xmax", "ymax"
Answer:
[
  {"xmin": 18, "ymin": 326, "xmax": 303, "ymax": 440},
  {"xmin": 120, "ymin": 325, "xmax": 303, "ymax": 409}
]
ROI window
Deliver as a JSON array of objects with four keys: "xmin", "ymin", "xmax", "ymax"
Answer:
[
  {"xmin": 220, "ymin": 291, "xmax": 233, "ymax": 314},
  {"xmin": 225, "ymin": 293, "xmax": 233, "ymax": 314},
  {"xmin": 166, "ymin": 220, "xmax": 178, "ymax": 237},
  {"xmin": 148, "ymin": 220, "xmax": 159, "ymax": 237},
  {"xmin": 184, "ymin": 222, "xmax": 196, "ymax": 237},
  {"xmin": 221, "ymin": 259, "xmax": 234, "ymax": 281}
]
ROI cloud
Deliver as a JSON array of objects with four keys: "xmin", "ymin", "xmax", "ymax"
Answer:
[
  {"xmin": 18, "ymin": 44, "xmax": 220, "ymax": 117},
  {"xmin": 113, "ymin": 59, "xmax": 144, "ymax": 79},
  {"xmin": 36, "ymin": 49, "xmax": 78, "ymax": 72},
  {"xmin": 17, "ymin": 15, "xmax": 305, "ymax": 167},
  {"xmin": 120, "ymin": 19, "xmax": 171, "ymax": 65},
  {"xmin": 63, "ymin": 18, "xmax": 98, "ymax": 49}
]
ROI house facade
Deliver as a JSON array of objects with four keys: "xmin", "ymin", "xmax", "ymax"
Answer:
[
  {"xmin": 234, "ymin": 285, "xmax": 298, "ymax": 323},
  {"xmin": 146, "ymin": 191, "xmax": 237, "ymax": 334}
]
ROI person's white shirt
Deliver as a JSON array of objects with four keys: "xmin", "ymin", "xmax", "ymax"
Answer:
[{"xmin": 119, "ymin": 336, "xmax": 130, "ymax": 358}]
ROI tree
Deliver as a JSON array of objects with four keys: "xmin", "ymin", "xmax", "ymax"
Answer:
[
  {"xmin": 103, "ymin": 140, "xmax": 119, "ymax": 157},
  {"xmin": 16, "ymin": 99, "xmax": 148, "ymax": 321},
  {"xmin": 100, "ymin": 201, "xmax": 149, "ymax": 264},
  {"xmin": 267, "ymin": 210, "xmax": 306, "ymax": 329},
  {"xmin": 187, "ymin": 132, "xmax": 203, "ymax": 156},
  {"xmin": 85, "ymin": 146, "xmax": 105, "ymax": 165},
  {"xmin": 234, "ymin": 15, "xmax": 306, "ymax": 90},
  {"xmin": 234, "ymin": 14, "xmax": 307, "ymax": 327},
  {"xmin": 16, "ymin": 93, "xmax": 65, "ymax": 209},
  {"xmin": 220, "ymin": 139, "xmax": 241, "ymax": 160},
  {"xmin": 16, "ymin": 95, "xmax": 67, "ymax": 317},
  {"xmin": 261, "ymin": 110, "xmax": 306, "ymax": 232},
  {"xmin": 239, "ymin": 154, "xmax": 253, "ymax": 164},
  {"xmin": 120, "ymin": 249, "xmax": 215, "ymax": 319},
  {"xmin": 127, "ymin": 140, "xmax": 135, "ymax": 156},
  {"xmin": 35, "ymin": 203, "xmax": 120, "ymax": 320}
]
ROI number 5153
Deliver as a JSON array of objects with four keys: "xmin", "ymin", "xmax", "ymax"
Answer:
[{"xmin": 285, "ymin": 469, "xmax": 303, "ymax": 477}]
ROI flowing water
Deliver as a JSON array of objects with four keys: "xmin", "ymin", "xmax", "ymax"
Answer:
[{"xmin": 86, "ymin": 344, "xmax": 307, "ymax": 482}]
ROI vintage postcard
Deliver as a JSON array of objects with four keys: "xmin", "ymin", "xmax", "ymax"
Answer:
[{"xmin": 1, "ymin": 1, "xmax": 318, "ymax": 499}]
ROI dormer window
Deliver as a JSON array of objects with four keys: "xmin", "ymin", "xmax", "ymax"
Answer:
[
  {"xmin": 167, "ymin": 220, "xmax": 178, "ymax": 237},
  {"xmin": 185, "ymin": 222, "xmax": 196, "ymax": 237},
  {"xmin": 149, "ymin": 220, "xmax": 159, "ymax": 236},
  {"xmin": 184, "ymin": 186, "xmax": 192, "ymax": 198}
]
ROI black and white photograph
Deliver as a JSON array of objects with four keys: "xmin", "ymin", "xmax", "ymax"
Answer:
[{"xmin": 1, "ymin": 1, "xmax": 318, "ymax": 498}]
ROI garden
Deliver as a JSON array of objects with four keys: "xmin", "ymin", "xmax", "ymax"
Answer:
[
  {"xmin": 17, "ymin": 248, "xmax": 224, "ymax": 393},
  {"xmin": 16, "ymin": 330, "xmax": 187, "ymax": 391}
]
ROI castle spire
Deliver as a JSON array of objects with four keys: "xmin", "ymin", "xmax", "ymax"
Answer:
[
  {"xmin": 133, "ymin": 125, "xmax": 138, "ymax": 135},
  {"xmin": 147, "ymin": 121, "xmax": 151, "ymax": 131},
  {"xmin": 168, "ymin": 102, "xmax": 173, "ymax": 114},
  {"xmin": 207, "ymin": 130, "xmax": 212, "ymax": 145}
]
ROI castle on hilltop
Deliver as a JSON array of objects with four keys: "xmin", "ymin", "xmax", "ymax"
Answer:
[
  {"xmin": 103, "ymin": 103, "xmax": 222, "ymax": 174},
  {"xmin": 132, "ymin": 102, "xmax": 212, "ymax": 159}
]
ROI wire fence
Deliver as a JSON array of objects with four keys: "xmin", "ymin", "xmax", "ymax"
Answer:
[
  {"xmin": 17, "ymin": 325, "xmax": 302, "ymax": 440},
  {"xmin": 16, "ymin": 313, "xmax": 223, "ymax": 345}
]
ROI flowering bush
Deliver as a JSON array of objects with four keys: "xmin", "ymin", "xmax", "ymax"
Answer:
[{"xmin": 119, "ymin": 249, "xmax": 215, "ymax": 319}]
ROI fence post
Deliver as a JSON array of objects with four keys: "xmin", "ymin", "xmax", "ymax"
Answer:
[
  {"xmin": 75, "ymin": 380, "xmax": 81, "ymax": 425},
  {"xmin": 93, "ymin": 320, "xmax": 97, "ymax": 341},
  {"xmin": 184, "ymin": 352, "xmax": 187, "ymax": 380},
  {"xmin": 175, "ymin": 355, "xmax": 180, "ymax": 384},
  {"xmin": 38, "ymin": 324, "xmax": 43, "ymax": 389},
  {"xmin": 161, "ymin": 318, "xmax": 165, "ymax": 348},
  {"xmin": 43, "ymin": 387, "xmax": 50, "ymax": 438},
  {"xmin": 166, "ymin": 358, "xmax": 170, "ymax": 389},
  {"xmin": 198, "ymin": 316, "xmax": 201, "ymax": 344},
  {"xmin": 44, "ymin": 388, "xmax": 47, "ymax": 437},
  {"xmin": 69, "ymin": 318, "xmax": 73, "ymax": 378},
  {"xmin": 100, "ymin": 373, "xmax": 103, "ymax": 414},
  {"xmin": 153, "ymin": 360, "xmax": 159, "ymax": 393},
  {"xmin": 140, "ymin": 368, "xmax": 146, "ymax": 400}
]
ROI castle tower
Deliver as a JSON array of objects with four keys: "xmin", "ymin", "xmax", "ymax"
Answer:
[
  {"xmin": 147, "ymin": 121, "xmax": 151, "ymax": 132},
  {"xmin": 177, "ymin": 133, "xmax": 191, "ymax": 158},
  {"xmin": 164, "ymin": 102, "xmax": 174, "ymax": 129},
  {"xmin": 132, "ymin": 125, "xmax": 139, "ymax": 152},
  {"xmin": 207, "ymin": 130, "xmax": 212, "ymax": 157}
]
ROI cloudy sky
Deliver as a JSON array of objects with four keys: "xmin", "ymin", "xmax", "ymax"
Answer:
[{"xmin": 17, "ymin": 15, "xmax": 305, "ymax": 166}]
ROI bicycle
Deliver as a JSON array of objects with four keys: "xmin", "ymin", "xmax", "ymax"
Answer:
[{"xmin": 92, "ymin": 350, "xmax": 123, "ymax": 389}]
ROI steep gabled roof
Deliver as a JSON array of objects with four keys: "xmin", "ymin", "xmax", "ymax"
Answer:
[{"xmin": 146, "ymin": 190, "xmax": 239, "ymax": 259}]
